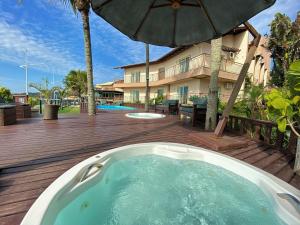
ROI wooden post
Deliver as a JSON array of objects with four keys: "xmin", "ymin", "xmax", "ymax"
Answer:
[
  {"xmin": 214, "ymin": 22, "xmax": 261, "ymax": 137},
  {"xmin": 145, "ymin": 44, "xmax": 150, "ymax": 112},
  {"xmin": 39, "ymin": 99, "xmax": 43, "ymax": 114},
  {"xmin": 239, "ymin": 119, "xmax": 245, "ymax": 135},
  {"xmin": 276, "ymin": 129, "xmax": 285, "ymax": 150},
  {"xmin": 265, "ymin": 126, "xmax": 272, "ymax": 145},
  {"xmin": 294, "ymin": 137, "xmax": 300, "ymax": 175},
  {"xmin": 254, "ymin": 125, "xmax": 261, "ymax": 141}
]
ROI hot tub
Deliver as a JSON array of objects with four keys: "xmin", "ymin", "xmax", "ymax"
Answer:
[
  {"xmin": 126, "ymin": 112, "xmax": 166, "ymax": 119},
  {"xmin": 21, "ymin": 143, "xmax": 300, "ymax": 225}
]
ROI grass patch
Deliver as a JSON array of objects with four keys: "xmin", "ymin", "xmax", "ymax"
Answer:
[{"xmin": 59, "ymin": 106, "xmax": 80, "ymax": 114}]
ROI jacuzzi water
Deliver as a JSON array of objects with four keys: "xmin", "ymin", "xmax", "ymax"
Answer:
[
  {"xmin": 97, "ymin": 105, "xmax": 136, "ymax": 110},
  {"xmin": 126, "ymin": 112, "xmax": 166, "ymax": 119},
  {"xmin": 53, "ymin": 155, "xmax": 284, "ymax": 225}
]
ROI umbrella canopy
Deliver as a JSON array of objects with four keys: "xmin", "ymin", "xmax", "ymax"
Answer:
[{"xmin": 91, "ymin": 0, "xmax": 275, "ymax": 47}]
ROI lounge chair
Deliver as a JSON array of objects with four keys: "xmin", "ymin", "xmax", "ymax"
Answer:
[
  {"xmin": 113, "ymin": 100, "xmax": 123, "ymax": 106},
  {"xmin": 99, "ymin": 99, "xmax": 107, "ymax": 105},
  {"xmin": 179, "ymin": 98, "xmax": 208, "ymax": 127},
  {"xmin": 154, "ymin": 100, "xmax": 179, "ymax": 115}
]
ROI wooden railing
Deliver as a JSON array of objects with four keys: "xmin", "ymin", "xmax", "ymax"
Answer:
[{"xmin": 226, "ymin": 115, "xmax": 298, "ymax": 155}]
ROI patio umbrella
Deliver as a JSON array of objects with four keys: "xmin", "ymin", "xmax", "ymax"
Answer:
[{"xmin": 91, "ymin": 0, "xmax": 275, "ymax": 47}]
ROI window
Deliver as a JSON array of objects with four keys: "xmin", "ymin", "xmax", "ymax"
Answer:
[
  {"xmin": 179, "ymin": 57, "xmax": 190, "ymax": 73},
  {"xmin": 131, "ymin": 72, "xmax": 140, "ymax": 83},
  {"xmin": 157, "ymin": 88, "xmax": 164, "ymax": 98},
  {"xmin": 158, "ymin": 67, "xmax": 165, "ymax": 80},
  {"xmin": 131, "ymin": 90, "xmax": 139, "ymax": 103},
  {"xmin": 178, "ymin": 86, "xmax": 188, "ymax": 104},
  {"xmin": 224, "ymin": 82, "xmax": 234, "ymax": 90}
]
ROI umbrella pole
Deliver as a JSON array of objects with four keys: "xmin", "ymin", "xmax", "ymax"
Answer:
[
  {"xmin": 214, "ymin": 22, "xmax": 261, "ymax": 137},
  {"xmin": 145, "ymin": 43, "xmax": 150, "ymax": 112}
]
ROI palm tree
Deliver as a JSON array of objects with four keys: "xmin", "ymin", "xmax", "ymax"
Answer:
[
  {"xmin": 205, "ymin": 37, "xmax": 222, "ymax": 131},
  {"xmin": 64, "ymin": 70, "xmax": 87, "ymax": 98},
  {"xmin": 60, "ymin": 0, "xmax": 96, "ymax": 115},
  {"xmin": 145, "ymin": 44, "xmax": 150, "ymax": 112}
]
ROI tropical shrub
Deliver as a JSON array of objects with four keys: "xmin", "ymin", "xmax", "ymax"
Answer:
[
  {"xmin": 0, "ymin": 87, "xmax": 13, "ymax": 103},
  {"xmin": 265, "ymin": 61, "xmax": 300, "ymax": 136},
  {"xmin": 28, "ymin": 96, "xmax": 39, "ymax": 107},
  {"xmin": 232, "ymin": 84, "xmax": 265, "ymax": 119},
  {"xmin": 189, "ymin": 95, "xmax": 201, "ymax": 102}
]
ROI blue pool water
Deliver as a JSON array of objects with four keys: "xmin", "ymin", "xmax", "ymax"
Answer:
[
  {"xmin": 53, "ymin": 155, "xmax": 285, "ymax": 225},
  {"xmin": 96, "ymin": 105, "xmax": 136, "ymax": 110}
]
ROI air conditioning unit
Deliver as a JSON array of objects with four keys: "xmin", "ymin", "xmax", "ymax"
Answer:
[
  {"xmin": 229, "ymin": 52, "xmax": 235, "ymax": 60},
  {"xmin": 224, "ymin": 82, "xmax": 234, "ymax": 89}
]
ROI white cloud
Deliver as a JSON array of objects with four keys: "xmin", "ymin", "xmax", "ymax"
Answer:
[{"xmin": 0, "ymin": 19, "xmax": 83, "ymax": 74}]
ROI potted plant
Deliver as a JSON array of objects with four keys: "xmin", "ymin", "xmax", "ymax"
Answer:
[{"xmin": 29, "ymin": 80, "xmax": 60, "ymax": 120}]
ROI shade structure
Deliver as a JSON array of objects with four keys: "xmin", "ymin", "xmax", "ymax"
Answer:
[{"xmin": 91, "ymin": 0, "xmax": 275, "ymax": 47}]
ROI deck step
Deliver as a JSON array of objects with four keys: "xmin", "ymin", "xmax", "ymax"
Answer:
[{"xmin": 189, "ymin": 132, "xmax": 248, "ymax": 151}]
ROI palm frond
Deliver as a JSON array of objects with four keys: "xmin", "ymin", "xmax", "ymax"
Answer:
[{"xmin": 58, "ymin": 0, "xmax": 77, "ymax": 14}]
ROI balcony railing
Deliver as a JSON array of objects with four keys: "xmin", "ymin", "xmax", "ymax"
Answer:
[{"xmin": 124, "ymin": 53, "xmax": 243, "ymax": 83}]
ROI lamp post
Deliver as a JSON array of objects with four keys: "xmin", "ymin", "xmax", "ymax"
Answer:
[
  {"xmin": 19, "ymin": 64, "xmax": 29, "ymax": 96},
  {"xmin": 19, "ymin": 62, "xmax": 55, "ymax": 97}
]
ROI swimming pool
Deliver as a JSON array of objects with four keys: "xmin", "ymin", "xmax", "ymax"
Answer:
[
  {"xmin": 21, "ymin": 143, "xmax": 300, "ymax": 225},
  {"xmin": 96, "ymin": 105, "xmax": 136, "ymax": 110}
]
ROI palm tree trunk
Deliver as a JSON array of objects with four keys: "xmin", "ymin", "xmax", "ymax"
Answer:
[
  {"xmin": 145, "ymin": 44, "xmax": 150, "ymax": 112},
  {"xmin": 81, "ymin": 10, "xmax": 96, "ymax": 116},
  {"xmin": 205, "ymin": 37, "xmax": 222, "ymax": 131}
]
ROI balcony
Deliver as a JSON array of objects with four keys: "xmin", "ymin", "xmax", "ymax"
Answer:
[{"xmin": 114, "ymin": 54, "xmax": 244, "ymax": 88}]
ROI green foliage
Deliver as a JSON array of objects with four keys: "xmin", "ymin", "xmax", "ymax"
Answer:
[
  {"xmin": 268, "ymin": 13, "xmax": 300, "ymax": 86},
  {"xmin": 149, "ymin": 95, "xmax": 166, "ymax": 105},
  {"xmin": 265, "ymin": 61, "xmax": 300, "ymax": 136},
  {"xmin": 28, "ymin": 97, "xmax": 39, "ymax": 107},
  {"xmin": 189, "ymin": 95, "xmax": 201, "ymax": 102},
  {"xmin": 232, "ymin": 84, "xmax": 265, "ymax": 119},
  {"xmin": 270, "ymin": 64, "xmax": 285, "ymax": 87},
  {"xmin": 0, "ymin": 87, "xmax": 13, "ymax": 103},
  {"xmin": 59, "ymin": 106, "xmax": 80, "ymax": 114},
  {"xmin": 64, "ymin": 70, "xmax": 87, "ymax": 98},
  {"xmin": 286, "ymin": 60, "xmax": 300, "ymax": 96},
  {"xmin": 218, "ymin": 101, "xmax": 226, "ymax": 113}
]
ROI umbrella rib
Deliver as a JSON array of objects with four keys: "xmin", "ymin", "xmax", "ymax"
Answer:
[
  {"xmin": 196, "ymin": 0, "xmax": 218, "ymax": 35},
  {"xmin": 152, "ymin": 3, "xmax": 171, "ymax": 8},
  {"xmin": 152, "ymin": 3, "xmax": 200, "ymax": 8},
  {"xmin": 132, "ymin": 0, "xmax": 158, "ymax": 39},
  {"xmin": 172, "ymin": 9, "xmax": 178, "ymax": 47},
  {"xmin": 93, "ymin": 0, "xmax": 113, "ymax": 11}
]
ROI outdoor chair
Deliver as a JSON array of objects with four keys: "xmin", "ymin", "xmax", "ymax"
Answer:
[
  {"xmin": 154, "ymin": 100, "xmax": 179, "ymax": 115},
  {"xmin": 99, "ymin": 99, "xmax": 107, "ymax": 105},
  {"xmin": 113, "ymin": 100, "xmax": 123, "ymax": 106},
  {"xmin": 179, "ymin": 98, "xmax": 208, "ymax": 127}
]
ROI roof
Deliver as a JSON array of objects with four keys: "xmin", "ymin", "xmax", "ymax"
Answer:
[
  {"xmin": 95, "ymin": 81, "xmax": 114, "ymax": 86},
  {"xmin": 115, "ymin": 26, "xmax": 247, "ymax": 69}
]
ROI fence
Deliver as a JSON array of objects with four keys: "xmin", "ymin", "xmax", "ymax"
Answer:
[{"xmin": 226, "ymin": 115, "xmax": 298, "ymax": 155}]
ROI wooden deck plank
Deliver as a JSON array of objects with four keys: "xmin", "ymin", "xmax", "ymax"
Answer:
[{"xmin": 0, "ymin": 112, "xmax": 298, "ymax": 225}]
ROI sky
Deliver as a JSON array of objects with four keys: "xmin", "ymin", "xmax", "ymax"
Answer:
[{"xmin": 0, "ymin": 0, "xmax": 299, "ymax": 93}]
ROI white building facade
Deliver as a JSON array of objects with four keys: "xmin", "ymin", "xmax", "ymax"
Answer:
[{"xmin": 114, "ymin": 27, "xmax": 271, "ymax": 104}]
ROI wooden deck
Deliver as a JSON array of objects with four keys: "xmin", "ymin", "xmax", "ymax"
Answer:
[{"xmin": 0, "ymin": 111, "xmax": 299, "ymax": 225}]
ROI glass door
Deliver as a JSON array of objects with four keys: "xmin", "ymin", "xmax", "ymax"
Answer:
[{"xmin": 178, "ymin": 86, "xmax": 188, "ymax": 104}]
